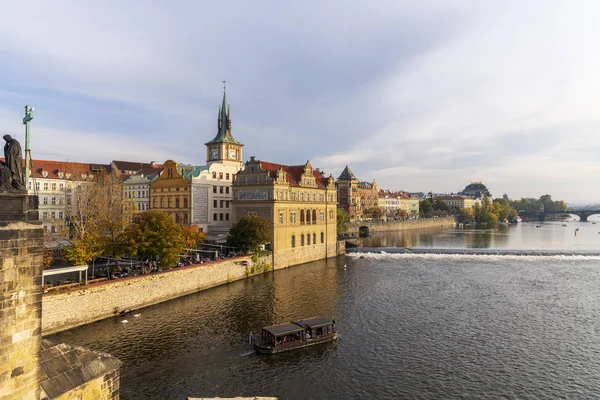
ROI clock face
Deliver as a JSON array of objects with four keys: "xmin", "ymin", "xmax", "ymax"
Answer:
[
  {"xmin": 211, "ymin": 149, "xmax": 219, "ymax": 160},
  {"xmin": 228, "ymin": 149, "xmax": 236, "ymax": 160}
]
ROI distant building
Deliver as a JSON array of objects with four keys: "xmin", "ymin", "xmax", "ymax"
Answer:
[
  {"xmin": 25, "ymin": 159, "xmax": 110, "ymax": 233},
  {"xmin": 336, "ymin": 165, "xmax": 379, "ymax": 222},
  {"xmin": 461, "ymin": 182, "xmax": 491, "ymax": 198},
  {"xmin": 434, "ymin": 195, "xmax": 480, "ymax": 209},
  {"xmin": 232, "ymin": 157, "xmax": 338, "ymax": 269},
  {"xmin": 112, "ymin": 160, "xmax": 163, "ymax": 213},
  {"xmin": 150, "ymin": 160, "xmax": 194, "ymax": 224},
  {"xmin": 378, "ymin": 191, "xmax": 420, "ymax": 220}
]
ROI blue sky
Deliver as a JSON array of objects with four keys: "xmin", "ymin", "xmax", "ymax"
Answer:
[{"xmin": 1, "ymin": 1, "xmax": 599, "ymax": 203}]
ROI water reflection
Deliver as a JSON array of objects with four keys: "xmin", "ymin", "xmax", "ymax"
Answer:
[{"xmin": 358, "ymin": 220, "xmax": 600, "ymax": 250}]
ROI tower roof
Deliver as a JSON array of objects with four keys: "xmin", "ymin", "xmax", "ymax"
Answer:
[
  {"xmin": 205, "ymin": 88, "xmax": 243, "ymax": 146},
  {"xmin": 337, "ymin": 165, "xmax": 357, "ymax": 181}
]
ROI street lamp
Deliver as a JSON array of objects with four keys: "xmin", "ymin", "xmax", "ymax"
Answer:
[{"xmin": 23, "ymin": 105, "xmax": 34, "ymax": 190}]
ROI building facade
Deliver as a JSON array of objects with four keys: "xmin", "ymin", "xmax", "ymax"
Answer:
[
  {"xmin": 232, "ymin": 157, "xmax": 338, "ymax": 269},
  {"xmin": 149, "ymin": 160, "xmax": 193, "ymax": 224},
  {"xmin": 434, "ymin": 195, "xmax": 481, "ymax": 209},
  {"xmin": 190, "ymin": 89, "xmax": 244, "ymax": 238},
  {"xmin": 461, "ymin": 182, "xmax": 491, "ymax": 198},
  {"xmin": 336, "ymin": 165, "xmax": 379, "ymax": 222},
  {"xmin": 112, "ymin": 160, "xmax": 162, "ymax": 213}
]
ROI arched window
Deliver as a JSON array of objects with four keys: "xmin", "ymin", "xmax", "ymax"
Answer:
[
  {"xmin": 313, "ymin": 233, "xmax": 316, "ymax": 244},
  {"xmin": 184, "ymin": 198, "xmax": 188, "ymax": 208},
  {"xmin": 301, "ymin": 234, "xmax": 305, "ymax": 246},
  {"xmin": 160, "ymin": 198, "xmax": 164, "ymax": 208},
  {"xmin": 168, "ymin": 198, "xmax": 172, "ymax": 208},
  {"xmin": 153, "ymin": 198, "xmax": 157, "ymax": 208},
  {"xmin": 312, "ymin": 209, "xmax": 317, "ymax": 224},
  {"xmin": 300, "ymin": 210, "xmax": 305, "ymax": 225},
  {"xmin": 291, "ymin": 235, "xmax": 296, "ymax": 248},
  {"xmin": 321, "ymin": 232, "xmax": 324, "ymax": 243},
  {"xmin": 306, "ymin": 209, "xmax": 311, "ymax": 224},
  {"xmin": 176, "ymin": 198, "xmax": 180, "ymax": 208},
  {"xmin": 307, "ymin": 234, "xmax": 311, "ymax": 245}
]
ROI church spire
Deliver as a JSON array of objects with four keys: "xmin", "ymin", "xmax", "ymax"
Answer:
[{"xmin": 205, "ymin": 85, "xmax": 242, "ymax": 146}]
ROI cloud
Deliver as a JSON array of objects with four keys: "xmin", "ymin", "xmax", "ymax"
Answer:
[{"xmin": 1, "ymin": 0, "xmax": 599, "ymax": 202}]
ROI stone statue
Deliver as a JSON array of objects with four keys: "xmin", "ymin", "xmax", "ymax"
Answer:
[{"xmin": 1, "ymin": 134, "xmax": 25, "ymax": 190}]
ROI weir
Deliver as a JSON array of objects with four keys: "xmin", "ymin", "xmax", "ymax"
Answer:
[{"xmin": 347, "ymin": 247, "xmax": 600, "ymax": 256}]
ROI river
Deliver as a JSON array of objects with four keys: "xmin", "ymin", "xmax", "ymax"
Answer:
[{"xmin": 49, "ymin": 218, "xmax": 600, "ymax": 399}]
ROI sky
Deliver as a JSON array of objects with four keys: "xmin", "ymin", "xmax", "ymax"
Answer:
[{"xmin": 1, "ymin": 1, "xmax": 599, "ymax": 204}]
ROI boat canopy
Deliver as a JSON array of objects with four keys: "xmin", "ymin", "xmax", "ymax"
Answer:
[
  {"xmin": 293, "ymin": 317, "xmax": 333, "ymax": 329},
  {"xmin": 262, "ymin": 322, "xmax": 304, "ymax": 337}
]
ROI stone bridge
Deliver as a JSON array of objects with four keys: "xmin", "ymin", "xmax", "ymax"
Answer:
[{"xmin": 518, "ymin": 210, "xmax": 600, "ymax": 222}]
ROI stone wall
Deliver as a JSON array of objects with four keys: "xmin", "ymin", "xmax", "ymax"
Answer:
[
  {"xmin": 0, "ymin": 220, "xmax": 44, "ymax": 400},
  {"xmin": 42, "ymin": 256, "xmax": 270, "ymax": 335},
  {"xmin": 347, "ymin": 217, "xmax": 455, "ymax": 234},
  {"xmin": 273, "ymin": 242, "xmax": 338, "ymax": 270}
]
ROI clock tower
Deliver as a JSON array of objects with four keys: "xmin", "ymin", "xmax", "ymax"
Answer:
[{"xmin": 205, "ymin": 87, "xmax": 244, "ymax": 167}]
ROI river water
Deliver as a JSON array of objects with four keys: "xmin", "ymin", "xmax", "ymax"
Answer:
[{"xmin": 49, "ymin": 218, "xmax": 600, "ymax": 399}]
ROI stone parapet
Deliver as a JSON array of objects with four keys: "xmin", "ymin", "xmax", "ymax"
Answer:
[
  {"xmin": 42, "ymin": 256, "xmax": 270, "ymax": 335},
  {"xmin": 346, "ymin": 217, "xmax": 456, "ymax": 234}
]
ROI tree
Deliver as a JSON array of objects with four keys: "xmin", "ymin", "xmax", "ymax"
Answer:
[
  {"xmin": 419, "ymin": 199, "xmax": 433, "ymax": 217},
  {"xmin": 61, "ymin": 166, "xmax": 134, "ymax": 264},
  {"xmin": 120, "ymin": 210, "xmax": 187, "ymax": 269},
  {"xmin": 337, "ymin": 209, "xmax": 349, "ymax": 234},
  {"xmin": 227, "ymin": 216, "xmax": 272, "ymax": 253},
  {"xmin": 364, "ymin": 206, "xmax": 385, "ymax": 221},
  {"xmin": 457, "ymin": 207, "xmax": 474, "ymax": 223},
  {"xmin": 181, "ymin": 224, "xmax": 205, "ymax": 249}
]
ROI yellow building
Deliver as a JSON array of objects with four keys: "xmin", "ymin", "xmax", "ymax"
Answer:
[
  {"xmin": 434, "ymin": 195, "xmax": 480, "ymax": 209},
  {"xmin": 232, "ymin": 157, "xmax": 338, "ymax": 269},
  {"xmin": 149, "ymin": 160, "xmax": 194, "ymax": 224}
]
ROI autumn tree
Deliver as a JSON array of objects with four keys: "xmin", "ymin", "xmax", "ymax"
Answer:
[
  {"xmin": 227, "ymin": 216, "xmax": 272, "ymax": 253},
  {"xmin": 61, "ymin": 166, "xmax": 134, "ymax": 265},
  {"xmin": 120, "ymin": 210, "xmax": 187, "ymax": 268},
  {"xmin": 337, "ymin": 208, "xmax": 349, "ymax": 234},
  {"xmin": 181, "ymin": 224, "xmax": 205, "ymax": 249}
]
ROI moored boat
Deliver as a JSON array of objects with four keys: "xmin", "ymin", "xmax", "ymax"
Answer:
[{"xmin": 254, "ymin": 316, "xmax": 338, "ymax": 355}]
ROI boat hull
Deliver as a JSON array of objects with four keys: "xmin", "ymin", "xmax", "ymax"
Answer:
[{"xmin": 254, "ymin": 332, "xmax": 338, "ymax": 355}]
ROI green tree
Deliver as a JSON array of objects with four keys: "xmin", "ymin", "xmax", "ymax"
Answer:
[
  {"xmin": 337, "ymin": 209, "xmax": 349, "ymax": 234},
  {"xmin": 457, "ymin": 207, "xmax": 474, "ymax": 223},
  {"xmin": 227, "ymin": 216, "xmax": 272, "ymax": 253},
  {"xmin": 419, "ymin": 199, "xmax": 433, "ymax": 217},
  {"xmin": 120, "ymin": 210, "xmax": 187, "ymax": 269}
]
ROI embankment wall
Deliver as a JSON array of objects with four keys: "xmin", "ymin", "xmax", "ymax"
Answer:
[
  {"xmin": 347, "ymin": 217, "xmax": 455, "ymax": 234},
  {"xmin": 42, "ymin": 256, "xmax": 270, "ymax": 335}
]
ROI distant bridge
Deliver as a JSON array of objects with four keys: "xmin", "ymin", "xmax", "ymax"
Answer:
[{"xmin": 518, "ymin": 210, "xmax": 600, "ymax": 222}]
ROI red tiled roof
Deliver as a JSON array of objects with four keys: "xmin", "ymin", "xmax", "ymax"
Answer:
[
  {"xmin": 258, "ymin": 161, "xmax": 329, "ymax": 189},
  {"xmin": 112, "ymin": 160, "xmax": 162, "ymax": 174},
  {"xmin": 27, "ymin": 159, "xmax": 110, "ymax": 181},
  {"xmin": 434, "ymin": 195, "xmax": 473, "ymax": 200}
]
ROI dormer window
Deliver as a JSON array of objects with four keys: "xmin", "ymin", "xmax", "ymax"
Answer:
[
  {"xmin": 65, "ymin": 173, "xmax": 71, "ymax": 179},
  {"xmin": 42, "ymin": 171, "xmax": 48, "ymax": 177},
  {"xmin": 58, "ymin": 172, "xmax": 64, "ymax": 178},
  {"xmin": 82, "ymin": 174, "xmax": 87, "ymax": 180}
]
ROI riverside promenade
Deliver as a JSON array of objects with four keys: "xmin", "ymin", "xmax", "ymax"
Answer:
[{"xmin": 42, "ymin": 255, "xmax": 271, "ymax": 334}]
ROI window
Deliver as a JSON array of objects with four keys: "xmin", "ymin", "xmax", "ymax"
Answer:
[
  {"xmin": 226, "ymin": 213, "xmax": 229, "ymax": 221},
  {"xmin": 58, "ymin": 212, "xmax": 63, "ymax": 219},
  {"xmin": 153, "ymin": 198, "xmax": 157, "ymax": 208},
  {"xmin": 168, "ymin": 168, "xmax": 173, "ymax": 178},
  {"xmin": 220, "ymin": 200, "xmax": 224, "ymax": 208},
  {"xmin": 313, "ymin": 233, "xmax": 316, "ymax": 244},
  {"xmin": 176, "ymin": 198, "xmax": 180, "ymax": 208},
  {"xmin": 43, "ymin": 197, "xmax": 48, "ymax": 205},
  {"xmin": 212, "ymin": 172, "xmax": 216, "ymax": 179},
  {"xmin": 214, "ymin": 200, "xmax": 218, "ymax": 208},
  {"xmin": 43, "ymin": 182, "xmax": 49, "ymax": 190},
  {"xmin": 226, "ymin": 173, "xmax": 230, "ymax": 180},
  {"xmin": 312, "ymin": 209, "xmax": 317, "ymax": 224},
  {"xmin": 184, "ymin": 198, "xmax": 188, "ymax": 208},
  {"xmin": 226, "ymin": 201, "xmax": 230, "ymax": 208},
  {"xmin": 214, "ymin": 213, "xmax": 218, "ymax": 221},
  {"xmin": 51, "ymin": 211, "xmax": 56, "ymax": 219},
  {"xmin": 219, "ymin": 172, "xmax": 223, "ymax": 179},
  {"xmin": 306, "ymin": 209, "xmax": 311, "ymax": 224},
  {"xmin": 292, "ymin": 235, "xmax": 296, "ymax": 248},
  {"xmin": 226, "ymin": 187, "xmax": 229, "ymax": 194},
  {"xmin": 220, "ymin": 186, "xmax": 224, "ymax": 194},
  {"xmin": 43, "ymin": 212, "xmax": 48, "ymax": 219},
  {"xmin": 320, "ymin": 212, "xmax": 325, "ymax": 221},
  {"xmin": 160, "ymin": 198, "xmax": 164, "ymax": 208},
  {"xmin": 51, "ymin": 197, "xmax": 56, "ymax": 205},
  {"xmin": 213, "ymin": 186, "xmax": 217, "ymax": 193},
  {"xmin": 51, "ymin": 182, "xmax": 56, "ymax": 191},
  {"xmin": 168, "ymin": 198, "xmax": 172, "ymax": 208},
  {"xmin": 307, "ymin": 234, "xmax": 311, "ymax": 245},
  {"xmin": 301, "ymin": 234, "xmax": 304, "ymax": 246},
  {"xmin": 232, "ymin": 174, "xmax": 236, "ymax": 181},
  {"xmin": 36, "ymin": 182, "xmax": 40, "ymax": 191},
  {"xmin": 220, "ymin": 213, "xmax": 223, "ymax": 220},
  {"xmin": 279, "ymin": 212, "xmax": 284, "ymax": 223},
  {"xmin": 248, "ymin": 211, "xmax": 257, "ymax": 217},
  {"xmin": 330, "ymin": 210, "xmax": 334, "ymax": 219},
  {"xmin": 321, "ymin": 232, "xmax": 324, "ymax": 243},
  {"xmin": 59, "ymin": 197, "xmax": 64, "ymax": 205}
]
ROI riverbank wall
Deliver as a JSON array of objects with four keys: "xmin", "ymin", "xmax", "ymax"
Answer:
[
  {"xmin": 42, "ymin": 255, "xmax": 270, "ymax": 335},
  {"xmin": 346, "ymin": 217, "xmax": 455, "ymax": 234}
]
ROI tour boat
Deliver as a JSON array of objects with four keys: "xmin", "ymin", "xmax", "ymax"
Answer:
[{"xmin": 253, "ymin": 316, "xmax": 338, "ymax": 355}]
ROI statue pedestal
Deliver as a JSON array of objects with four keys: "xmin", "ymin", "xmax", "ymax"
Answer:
[{"xmin": 0, "ymin": 191, "xmax": 39, "ymax": 222}]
